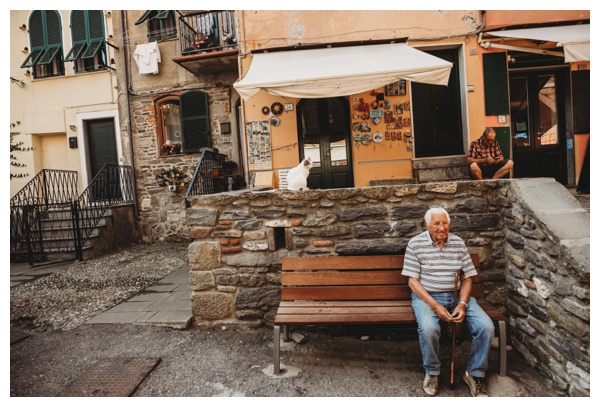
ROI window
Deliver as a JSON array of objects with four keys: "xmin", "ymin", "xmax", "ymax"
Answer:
[
  {"xmin": 64, "ymin": 11, "xmax": 107, "ymax": 73},
  {"xmin": 135, "ymin": 10, "xmax": 177, "ymax": 42},
  {"xmin": 156, "ymin": 91, "xmax": 211, "ymax": 156},
  {"xmin": 20, "ymin": 11, "xmax": 65, "ymax": 79}
]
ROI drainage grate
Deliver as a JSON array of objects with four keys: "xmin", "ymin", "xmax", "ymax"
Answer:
[{"xmin": 58, "ymin": 357, "xmax": 160, "ymax": 397}]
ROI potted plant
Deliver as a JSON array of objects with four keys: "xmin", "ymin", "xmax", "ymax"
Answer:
[
  {"xmin": 223, "ymin": 160, "xmax": 238, "ymax": 174},
  {"xmin": 211, "ymin": 165, "xmax": 224, "ymax": 177}
]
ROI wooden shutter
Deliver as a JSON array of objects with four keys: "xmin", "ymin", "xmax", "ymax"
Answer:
[
  {"xmin": 181, "ymin": 91, "xmax": 211, "ymax": 153},
  {"xmin": 483, "ymin": 53, "xmax": 509, "ymax": 115}
]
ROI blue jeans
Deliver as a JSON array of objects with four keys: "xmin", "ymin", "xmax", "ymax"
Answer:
[{"xmin": 411, "ymin": 292, "xmax": 494, "ymax": 378}]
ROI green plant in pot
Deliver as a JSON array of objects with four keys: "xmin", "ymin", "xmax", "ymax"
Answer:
[
  {"xmin": 223, "ymin": 160, "xmax": 238, "ymax": 174},
  {"xmin": 211, "ymin": 165, "xmax": 224, "ymax": 177}
]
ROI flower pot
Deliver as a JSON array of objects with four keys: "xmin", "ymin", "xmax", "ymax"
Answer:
[{"xmin": 211, "ymin": 168, "xmax": 224, "ymax": 177}]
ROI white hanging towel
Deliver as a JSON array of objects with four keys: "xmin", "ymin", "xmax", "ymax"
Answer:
[{"xmin": 133, "ymin": 41, "xmax": 161, "ymax": 74}]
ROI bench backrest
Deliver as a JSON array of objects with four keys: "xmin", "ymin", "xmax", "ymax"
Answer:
[{"xmin": 281, "ymin": 254, "xmax": 483, "ymax": 302}]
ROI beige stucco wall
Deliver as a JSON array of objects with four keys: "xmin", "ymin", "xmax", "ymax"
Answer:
[{"xmin": 10, "ymin": 10, "xmax": 120, "ymax": 197}]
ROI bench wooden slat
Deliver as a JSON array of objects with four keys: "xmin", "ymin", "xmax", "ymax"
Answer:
[
  {"xmin": 281, "ymin": 285, "xmax": 412, "ymax": 301},
  {"xmin": 282, "ymin": 255, "xmax": 404, "ymax": 271},
  {"xmin": 276, "ymin": 305, "xmax": 414, "ymax": 315},
  {"xmin": 282, "ymin": 271, "xmax": 407, "ymax": 286},
  {"xmin": 275, "ymin": 313, "xmax": 417, "ymax": 325},
  {"xmin": 278, "ymin": 300, "xmax": 413, "ymax": 308}
]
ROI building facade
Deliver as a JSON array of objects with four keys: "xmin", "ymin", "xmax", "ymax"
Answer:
[{"xmin": 10, "ymin": 10, "xmax": 121, "ymax": 196}]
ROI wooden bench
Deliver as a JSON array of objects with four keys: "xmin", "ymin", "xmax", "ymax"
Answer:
[{"xmin": 273, "ymin": 254, "xmax": 507, "ymax": 376}]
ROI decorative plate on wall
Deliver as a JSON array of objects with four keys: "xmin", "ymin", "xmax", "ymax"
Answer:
[
  {"xmin": 262, "ymin": 106, "xmax": 270, "ymax": 115},
  {"xmin": 271, "ymin": 102, "xmax": 284, "ymax": 116}
]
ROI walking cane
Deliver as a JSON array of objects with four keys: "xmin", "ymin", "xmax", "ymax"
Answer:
[{"xmin": 450, "ymin": 272, "xmax": 459, "ymax": 389}]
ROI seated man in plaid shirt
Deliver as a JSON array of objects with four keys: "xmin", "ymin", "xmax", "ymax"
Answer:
[{"xmin": 467, "ymin": 128, "xmax": 514, "ymax": 179}]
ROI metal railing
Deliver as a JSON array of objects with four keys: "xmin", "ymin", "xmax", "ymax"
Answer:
[
  {"xmin": 178, "ymin": 10, "xmax": 238, "ymax": 55},
  {"xmin": 10, "ymin": 165, "xmax": 135, "ymax": 265},
  {"xmin": 186, "ymin": 150, "xmax": 226, "ymax": 197}
]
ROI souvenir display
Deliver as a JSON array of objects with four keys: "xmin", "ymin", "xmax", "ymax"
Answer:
[
  {"xmin": 384, "ymin": 111, "xmax": 394, "ymax": 123},
  {"xmin": 371, "ymin": 100, "xmax": 379, "ymax": 110},
  {"xmin": 245, "ymin": 120, "xmax": 272, "ymax": 170},
  {"xmin": 284, "ymin": 103, "xmax": 294, "ymax": 111},
  {"xmin": 261, "ymin": 106, "xmax": 270, "ymax": 115},
  {"xmin": 373, "ymin": 117, "xmax": 381, "ymax": 125},
  {"xmin": 352, "ymin": 122, "xmax": 371, "ymax": 132},
  {"xmin": 384, "ymin": 99, "xmax": 391, "ymax": 110},
  {"xmin": 373, "ymin": 132, "xmax": 383, "ymax": 143},
  {"xmin": 270, "ymin": 117, "xmax": 280, "ymax": 126},
  {"xmin": 385, "ymin": 80, "xmax": 406, "ymax": 96},
  {"xmin": 370, "ymin": 109, "xmax": 384, "ymax": 118},
  {"xmin": 395, "ymin": 104, "xmax": 403, "ymax": 114}
]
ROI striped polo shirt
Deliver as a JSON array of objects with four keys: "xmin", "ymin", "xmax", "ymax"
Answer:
[{"xmin": 401, "ymin": 230, "xmax": 477, "ymax": 292}]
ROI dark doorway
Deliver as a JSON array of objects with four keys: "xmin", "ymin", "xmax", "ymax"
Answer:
[
  {"xmin": 87, "ymin": 118, "xmax": 120, "ymax": 199},
  {"xmin": 509, "ymin": 68, "xmax": 568, "ymax": 184},
  {"xmin": 297, "ymin": 97, "xmax": 353, "ymax": 189},
  {"xmin": 412, "ymin": 48, "xmax": 463, "ymax": 157}
]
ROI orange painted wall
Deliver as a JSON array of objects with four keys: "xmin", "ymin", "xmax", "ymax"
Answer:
[{"xmin": 484, "ymin": 10, "xmax": 589, "ymax": 30}]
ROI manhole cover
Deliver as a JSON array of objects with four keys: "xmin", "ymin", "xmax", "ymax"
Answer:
[{"xmin": 58, "ymin": 357, "xmax": 160, "ymax": 397}]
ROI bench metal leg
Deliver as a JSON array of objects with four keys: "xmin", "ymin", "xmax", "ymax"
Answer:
[
  {"xmin": 283, "ymin": 325, "xmax": 290, "ymax": 342},
  {"xmin": 497, "ymin": 320, "xmax": 507, "ymax": 377},
  {"xmin": 274, "ymin": 325, "xmax": 281, "ymax": 374}
]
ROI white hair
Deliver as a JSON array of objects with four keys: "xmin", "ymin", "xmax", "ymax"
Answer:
[{"xmin": 424, "ymin": 207, "xmax": 450, "ymax": 225}]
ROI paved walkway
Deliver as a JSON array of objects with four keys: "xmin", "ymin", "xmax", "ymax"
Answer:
[
  {"xmin": 85, "ymin": 264, "xmax": 193, "ymax": 329},
  {"xmin": 10, "ymin": 259, "xmax": 193, "ymax": 330}
]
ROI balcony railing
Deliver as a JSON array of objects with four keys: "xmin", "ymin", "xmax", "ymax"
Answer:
[{"xmin": 179, "ymin": 11, "xmax": 238, "ymax": 56}]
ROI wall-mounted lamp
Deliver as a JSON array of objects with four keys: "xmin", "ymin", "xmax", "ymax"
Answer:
[
  {"xmin": 20, "ymin": 24, "xmax": 27, "ymax": 30},
  {"xmin": 10, "ymin": 77, "xmax": 25, "ymax": 88},
  {"xmin": 22, "ymin": 47, "xmax": 29, "ymax": 53},
  {"xmin": 69, "ymin": 124, "xmax": 77, "ymax": 131}
]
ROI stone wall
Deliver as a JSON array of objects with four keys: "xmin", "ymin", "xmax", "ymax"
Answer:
[
  {"xmin": 186, "ymin": 180, "xmax": 511, "ymax": 327},
  {"xmin": 131, "ymin": 84, "xmax": 239, "ymax": 243},
  {"xmin": 503, "ymin": 179, "xmax": 590, "ymax": 396}
]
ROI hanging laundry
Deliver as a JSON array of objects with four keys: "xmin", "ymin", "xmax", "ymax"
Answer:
[{"xmin": 133, "ymin": 41, "xmax": 161, "ymax": 75}]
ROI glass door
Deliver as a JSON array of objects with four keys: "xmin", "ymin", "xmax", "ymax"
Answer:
[{"xmin": 297, "ymin": 97, "xmax": 353, "ymax": 189}]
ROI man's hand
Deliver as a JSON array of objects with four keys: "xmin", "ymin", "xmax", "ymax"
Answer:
[
  {"xmin": 451, "ymin": 303, "xmax": 467, "ymax": 323},
  {"xmin": 434, "ymin": 303, "xmax": 454, "ymax": 323}
]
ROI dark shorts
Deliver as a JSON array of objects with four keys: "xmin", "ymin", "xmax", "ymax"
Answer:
[{"xmin": 472, "ymin": 159, "xmax": 509, "ymax": 179}]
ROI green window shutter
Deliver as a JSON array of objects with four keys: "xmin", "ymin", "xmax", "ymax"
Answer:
[
  {"xmin": 483, "ymin": 53, "xmax": 509, "ymax": 115},
  {"xmin": 37, "ymin": 45, "xmax": 61, "ymax": 65},
  {"xmin": 156, "ymin": 10, "xmax": 170, "ymax": 19},
  {"xmin": 135, "ymin": 10, "xmax": 153, "ymax": 25},
  {"xmin": 181, "ymin": 91, "xmax": 211, "ymax": 153},
  {"xmin": 71, "ymin": 11, "xmax": 87, "ymax": 42},
  {"xmin": 81, "ymin": 40, "xmax": 104, "ymax": 59},
  {"xmin": 65, "ymin": 11, "xmax": 87, "ymax": 61},
  {"xmin": 88, "ymin": 10, "xmax": 104, "ymax": 40},
  {"xmin": 20, "ymin": 49, "xmax": 43, "ymax": 68},
  {"xmin": 29, "ymin": 11, "xmax": 45, "ymax": 48},
  {"xmin": 45, "ymin": 11, "xmax": 62, "ymax": 48}
]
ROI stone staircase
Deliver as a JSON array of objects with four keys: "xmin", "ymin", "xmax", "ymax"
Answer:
[{"xmin": 15, "ymin": 204, "xmax": 138, "ymax": 264}]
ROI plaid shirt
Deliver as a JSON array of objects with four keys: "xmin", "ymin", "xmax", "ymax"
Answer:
[{"xmin": 468, "ymin": 136, "xmax": 502, "ymax": 166}]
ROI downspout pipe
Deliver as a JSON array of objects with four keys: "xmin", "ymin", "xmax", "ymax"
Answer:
[{"xmin": 120, "ymin": 11, "xmax": 140, "ymax": 219}]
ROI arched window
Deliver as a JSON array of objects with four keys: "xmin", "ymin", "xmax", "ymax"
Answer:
[
  {"xmin": 20, "ymin": 11, "xmax": 65, "ymax": 78},
  {"xmin": 65, "ymin": 11, "xmax": 107, "ymax": 73},
  {"xmin": 156, "ymin": 91, "xmax": 211, "ymax": 156}
]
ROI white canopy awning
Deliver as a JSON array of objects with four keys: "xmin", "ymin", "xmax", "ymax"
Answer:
[
  {"xmin": 486, "ymin": 24, "xmax": 590, "ymax": 63},
  {"xmin": 233, "ymin": 43, "xmax": 453, "ymax": 101}
]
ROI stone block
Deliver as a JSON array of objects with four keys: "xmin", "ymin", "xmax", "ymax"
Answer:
[
  {"xmin": 189, "ymin": 270, "xmax": 215, "ymax": 290},
  {"xmin": 189, "ymin": 242, "xmax": 220, "ymax": 270},
  {"xmin": 187, "ymin": 208, "xmax": 217, "ymax": 226},
  {"xmin": 191, "ymin": 291, "xmax": 233, "ymax": 320}
]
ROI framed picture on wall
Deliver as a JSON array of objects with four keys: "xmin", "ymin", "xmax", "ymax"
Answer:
[{"xmin": 385, "ymin": 80, "xmax": 406, "ymax": 96}]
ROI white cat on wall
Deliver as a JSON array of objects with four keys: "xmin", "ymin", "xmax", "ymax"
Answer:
[{"xmin": 286, "ymin": 157, "xmax": 313, "ymax": 191}]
